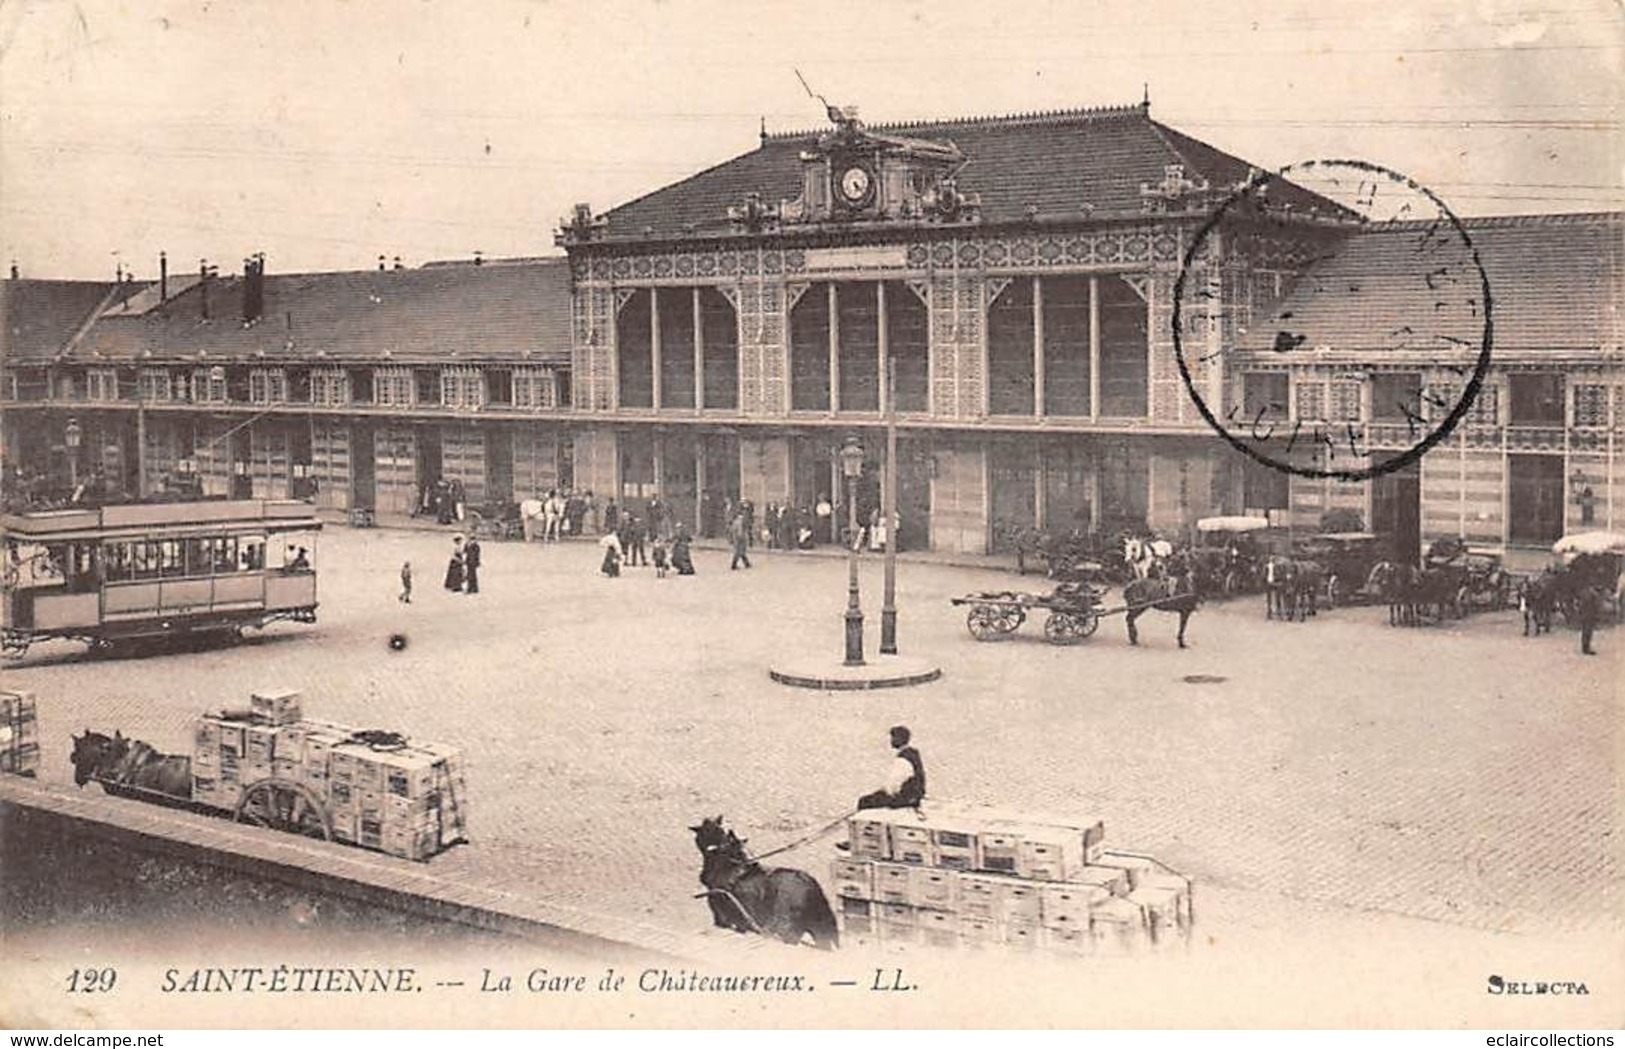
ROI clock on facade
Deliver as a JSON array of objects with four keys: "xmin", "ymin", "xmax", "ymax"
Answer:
[{"xmin": 837, "ymin": 164, "xmax": 874, "ymax": 207}]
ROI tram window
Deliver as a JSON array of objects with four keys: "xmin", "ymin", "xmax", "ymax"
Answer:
[
  {"xmin": 156, "ymin": 539, "xmax": 183, "ymax": 578},
  {"xmin": 10, "ymin": 543, "xmax": 66, "ymax": 588},
  {"xmin": 240, "ymin": 538, "xmax": 266, "ymax": 571},
  {"xmin": 67, "ymin": 542, "xmax": 97, "ymax": 591},
  {"xmin": 104, "ymin": 542, "xmax": 133, "ymax": 583},
  {"xmin": 133, "ymin": 542, "xmax": 163, "ymax": 581},
  {"xmin": 276, "ymin": 538, "xmax": 315, "ymax": 573},
  {"xmin": 213, "ymin": 537, "xmax": 239, "ymax": 573},
  {"xmin": 183, "ymin": 538, "xmax": 209, "ymax": 577}
]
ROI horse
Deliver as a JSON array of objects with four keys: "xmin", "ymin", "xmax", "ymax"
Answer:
[
  {"xmin": 70, "ymin": 730, "xmax": 192, "ymax": 802},
  {"xmin": 689, "ymin": 816, "xmax": 839, "ymax": 950},
  {"xmin": 1263, "ymin": 557, "xmax": 1296, "ymax": 620},
  {"xmin": 1519, "ymin": 571, "xmax": 1559, "ymax": 636},
  {"xmin": 1123, "ymin": 570, "xmax": 1198, "ymax": 648},
  {"xmin": 1123, "ymin": 536, "xmax": 1154, "ymax": 580},
  {"xmin": 1369, "ymin": 561, "xmax": 1419, "ymax": 627},
  {"xmin": 70, "ymin": 729, "xmax": 121, "ymax": 787},
  {"xmin": 1288, "ymin": 560, "xmax": 1325, "ymax": 621}
]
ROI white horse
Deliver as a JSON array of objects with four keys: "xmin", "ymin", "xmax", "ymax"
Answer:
[
  {"xmin": 518, "ymin": 498, "xmax": 545, "ymax": 541},
  {"xmin": 1124, "ymin": 536, "xmax": 1164, "ymax": 580}
]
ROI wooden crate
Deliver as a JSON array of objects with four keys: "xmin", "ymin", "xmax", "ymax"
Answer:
[
  {"xmin": 249, "ymin": 688, "xmax": 303, "ymax": 726},
  {"xmin": 909, "ymin": 866, "xmax": 958, "ymax": 910},
  {"xmin": 872, "ymin": 862, "xmax": 914, "ymax": 905},
  {"xmin": 846, "ymin": 814, "xmax": 893, "ymax": 861},
  {"xmin": 829, "ymin": 857, "xmax": 875, "ymax": 900},
  {"xmin": 889, "ymin": 821, "xmax": 933, "ymax": 865},
  {"xmin": 1039, "ymin": 882, "xmax": 1110, "ymax": 931}
]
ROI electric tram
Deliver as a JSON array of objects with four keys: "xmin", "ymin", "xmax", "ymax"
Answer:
[{"xmin": 2, "ymin": 499, "xmax": 320, "ymax": 658}]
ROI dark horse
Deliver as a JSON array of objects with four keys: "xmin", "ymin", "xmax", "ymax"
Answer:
[
  {"xmin": 1519, "ymin": 570, "xmax": 1560, "ymax": 636},
  {"xmin": 1264, "ymin": 558, "xmax": 1324, "ymax": 622},
  {"xmin": 70, "ymin": 730, "xmax": 192, "ymax": 803},
  {"xmin": 1123, "ymin": 568, "xmax": 1198, "ymax": 648},
  {"xmin": 689, "ymin": 816, "xmax": 838, "ymax": 950}
]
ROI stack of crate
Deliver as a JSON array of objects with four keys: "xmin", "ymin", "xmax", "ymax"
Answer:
[
  {"xmin": 190, "ymin": 689, "xmax": 467, "ymax": 862},
  {"xmin": 0, "ymin": 689, "xmax": 39, "ymax": 777},
  {"xmin": 830, "ymin": 801, "xmax": 1193, "ymax": 954}
]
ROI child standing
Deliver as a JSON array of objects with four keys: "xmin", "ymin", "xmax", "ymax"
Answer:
[
  {"xmin": 651, "ymin": 536, "xmax": 670, "ymax": 578},
  {"xmin": 399, "ymin": 561, "xmax": 413, "ymax": 603}
]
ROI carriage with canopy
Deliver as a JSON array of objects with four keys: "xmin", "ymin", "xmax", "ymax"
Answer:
[
  {"xmin": 1552, "ymin": 531, "xmax": 1625, "ymax": 620},
  {"xmin": 1190, "ymin": 516, "xmax": 1273, "ymax": 598},
  {"xmin": 1290, "ymin": 532, "xmax": 1390, "ymax": 607}
]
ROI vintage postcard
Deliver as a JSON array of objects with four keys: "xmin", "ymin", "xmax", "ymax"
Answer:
[{"xmin": 0, "ymin": 0, "xmax": 1620, "ymax": 1031}]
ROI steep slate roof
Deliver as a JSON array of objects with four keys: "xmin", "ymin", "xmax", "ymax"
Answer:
[
  {"xmin": 1237, "ymin": 212, "xmax": 1623, "ymax": 354},
  {"xmin": 0, "ymin": 279, "xmax": 127, "ymax": 362},
  {"xmin": 599, "ymin": 103, "xmax": 1340, "ymax": 240},
  {"xmin": 57, "ymin": 258, "xmax": 573, "ymax": 365}
]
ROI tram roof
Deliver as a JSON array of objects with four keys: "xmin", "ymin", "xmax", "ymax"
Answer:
[{"xmin": 3, "ymin": 499, "xmax": 321, "ymax": 540}]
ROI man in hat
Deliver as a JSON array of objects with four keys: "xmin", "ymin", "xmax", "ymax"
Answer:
[
  {"xmin": 856, "ymin": 725, "xmax": 926, "ymax": 811},
  {"xmin": 1577, "ymin": 582, "xmax": 1604, "ymax": 655}
]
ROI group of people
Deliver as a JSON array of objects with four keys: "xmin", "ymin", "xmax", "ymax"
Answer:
[
  {"xmin": 414, "ymin": 477, "xmax": 468, "ymax": 526},
  {"xmin": 758, "ymin": 499, "xmax": 901, "ymax": 553},
  {"xmin": 440, "ymin": 533, "xmax": 482, "ymax": 594},
  {"xmin": 600, "ymin": 519, "xmax": 694, "ymax": 579}
]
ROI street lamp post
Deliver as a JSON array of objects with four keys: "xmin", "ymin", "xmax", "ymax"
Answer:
[
  {"xmin": 881, "ymin": 359, "xmax": 899, "ymax": 655},
  {"xmin": 64, "ymin": 417, "xmax": 82, "ymax": 491},
  {"xmin": 840, "ymin": 436, "xmax": 866, "ymax": 666}
]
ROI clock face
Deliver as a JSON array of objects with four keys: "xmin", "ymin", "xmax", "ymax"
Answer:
[{"xmin": 839, "ymin": 165, "xmax": 873, "ymax": 205}]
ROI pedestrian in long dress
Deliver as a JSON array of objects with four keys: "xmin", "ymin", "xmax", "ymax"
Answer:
[
  {"xmin": 464, "ymin": 536, "xmax": 482, "ymax": 594},
  {"xmin": 672, "ymin": 527, "xmax": 696, "ymax": 576},
  {"xmin": 599, "ymin": 531, "xmax": 623, "ymax": 578},
  {"xmin": 444, "ymin": 536, "xmax": 466, "ymax": 592}
]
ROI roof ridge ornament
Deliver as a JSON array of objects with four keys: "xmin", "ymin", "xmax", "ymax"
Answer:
[{"xmin": 555, "ymin": 203, "xmax": 608, "ymax": 246}]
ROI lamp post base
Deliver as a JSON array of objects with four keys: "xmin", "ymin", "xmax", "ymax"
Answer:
[
  {"xmin": 769, "ymin": 654, "xmax": 943, "ymax": 691},
  {"xmin": 844, "ymin": 609, "xmax": 865, "ymax": 667}
]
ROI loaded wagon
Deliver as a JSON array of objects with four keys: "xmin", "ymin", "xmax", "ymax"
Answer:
[
  {"xmin": 71, "ymin": 689, "xmax": 467, "ymax": 862},
  {"xmin": 952, "ymin": 579, "xmax": 1109, "ymax": 645}
]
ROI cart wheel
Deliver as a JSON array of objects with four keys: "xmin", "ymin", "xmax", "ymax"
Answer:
[
  {"xmin": 1077, "ymin": 610, "xmax": 1100, "ymax": 638},
  {"xmin": 1222, "ymin": 570, "xmax": 1239, "ymax": 596},
  {"xmin": 1044, "ymin": 611, "xmax": 1087, "ymax": 645},
  {"xmin": 994, "ymin": 606, "xmax": 1026, "ymax": 634},
  {"xmin": 967, "ymin": 605, "xmax": 1001, "ymax": 641},
  {"xmin": 236, "ymin": 777, "xmax": 333, "ymax": 841}
]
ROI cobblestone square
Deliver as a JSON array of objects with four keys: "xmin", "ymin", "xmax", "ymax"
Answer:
[{"xmin": 9, "ymin": 525, "xmax": 1619, "ymax": 953}]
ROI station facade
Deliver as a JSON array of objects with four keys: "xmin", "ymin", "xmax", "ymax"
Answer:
[{"xmin": 2, "ymin": 102, "xmax": 1621, "ymax": 561}]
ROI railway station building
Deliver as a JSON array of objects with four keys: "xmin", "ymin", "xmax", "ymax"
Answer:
[{"xmin": 2, "ymin": 102, "xmax": 1621, "ymax": 565}]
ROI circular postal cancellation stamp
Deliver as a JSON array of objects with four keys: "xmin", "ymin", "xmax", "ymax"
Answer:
[{"xmin": 1173, "ymin": 159, "xmax": 1493, "ymax": 482}]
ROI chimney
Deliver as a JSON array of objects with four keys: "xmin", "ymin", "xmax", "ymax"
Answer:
[
  {"xmin": 159, "ymin": 251, "xmax": 168, "ymax": 302},
  {"xmin": 242, "ymin": 253, "xmax": 265, "ymax": 325},
  {"xmin": 393, "ymin": 255, "xmax": 403, "ymax": 270},
  {"xmin": 200, "ymin": 259, "xmax": 211, "ymax": 320},
  {"xmin": 7, "ymin": 261, "xmax": 17, "ymax": 280},
  {"xmin": 378, "ymin": 255, "xmax": 386, "ymax": 271},
  {"xmin": 473, "ymin": 250, "xmax": 484, "ymax": 267}
]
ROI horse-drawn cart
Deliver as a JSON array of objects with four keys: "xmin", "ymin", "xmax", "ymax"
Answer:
[
  {"xmin": 70, "ymin": 690, "xmax": 467, "ymax": 862},
  {"xmin": 952, "ymin": 580, "xmax": 1110, "ymax": 645}
]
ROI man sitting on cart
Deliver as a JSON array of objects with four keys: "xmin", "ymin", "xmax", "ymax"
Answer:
[{"xmin": 856, "ymin": 725, "xmax": 926, "ymax": 812}]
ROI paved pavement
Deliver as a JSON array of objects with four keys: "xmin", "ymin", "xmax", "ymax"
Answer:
[{"xmin": 7, "ymin": 525, "xmax": 1620, "ymax": 961}]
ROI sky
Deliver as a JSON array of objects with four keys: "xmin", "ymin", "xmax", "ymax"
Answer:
[{"xmin": 1, "ymin": 0, "xmax": 1620, "ymax": 280}]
